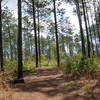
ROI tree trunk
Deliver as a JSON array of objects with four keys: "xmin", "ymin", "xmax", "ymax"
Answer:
[
  {"xmin": 37, "ymin": 9, "xmax": 41, "ymax": 66},
  {"xmin": 81, "ymin": 0, "xmax": 91, "ymax": 58},
  {"xmin": 53, "ymin": 0, "xmax": 60, "ymax": 67},
  {"xmin": 84, "ymin": 0, "xmax": 94, "ymax": 55},
  {"xmin": 6, "ymin": 18, "xmax": 13, "ymax": 60},
  {"xmin": 87, "ymin": 0, "xmax": 98, "ymax": 56},
  {"xmin": 18, "ymin": 0, "xmax": 23, "ymax": 79},
  {"xmin": 75, "ymin": 0, "xmax": 86, "ymax": 56},
  {"xmin": 61, "ymin": 34, "xmax": 66, "ymax": 53},
  {"xmin": 32, "ymin": 0, "xmax": 38, "ymax": 67},
  {"xmin": 0, "ymin": 0, "xmax": 4, "ymax": 71},
  {"xmin": 93, "ymin": 0, "xmax": 100, "ymax": 46}
]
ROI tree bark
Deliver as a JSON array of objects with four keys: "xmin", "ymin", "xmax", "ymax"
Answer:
[
  {"xmin": 6, "ymin": 18, "xmax": 13, "ymax": 60},
  {"xmin": 93, "ymin": 0, "xmax": 100, "ymax": 46},
  {"xmin": 87, "ymin": 0, "xmax": 98, "ymax": 56},
  {"xmin": 81, "ymin": 0, "xmax": 91, "ymax": 58},
  {"xmin": 18, "ymin": 0, "xmax": 23, "ymax": 79},
  {"xmin": 75, "ymin": 0, "xmax": 86, "ymax": 56},
  {"xmin": 32, "ymin": 0, "xmax": 38, "ymax": 67},
  {"xmin": 84, "ymin": 0, "xmax": 94, "ymax": 55},
  {"xmin": 53, "ymin": 0, "xmax": 60, "ymax": 67},
  {"xmin": 37, "ymin": 9, "xmax": 41, "ymax": 66},
  {"xmin": 0, "ymin": 0, "xmax": 4, "ymax": 71}
]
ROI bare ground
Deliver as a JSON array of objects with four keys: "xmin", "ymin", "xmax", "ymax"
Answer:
[{"xmin": 0, "ymin": 66, "xmax": 100, "ymax": 100}]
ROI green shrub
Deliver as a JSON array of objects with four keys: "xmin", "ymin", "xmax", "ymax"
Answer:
[
  {"xmin": 23, "ymin": 61, "xmax": 36, "ymax": 71},
  {"xmin": 64, "ymin": 55, "xmax": 99, "ymax": 76},
  {"xmin": 4, "ymin": 60, "xmax": 18, "ymax": 71},
  {"xmin": 41, "ymin": 61, "xmax": 49, "ymax": 66},
  {"xmin": 41, "ymin": 60, "xmax": 57, "ymax": 66},
  {"xmin": 4, "ymin": 60, "xmax": 36, "ymax": 72}
]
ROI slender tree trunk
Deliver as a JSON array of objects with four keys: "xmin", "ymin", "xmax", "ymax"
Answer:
[
  {"xmin": 53, "ymin": 0, "xmax": 60, "ymax": 67},
  {"xmin": 28, "ymin": 35, "xmax": 30, "ymax": 56},
  {"xmin": 87, "ymin": 0, "xmax": 98, "ymax": 56},
  {"xmin": 30, "ymin": 37, "xmax": 33, "ymax": 57},
  {"xmin": 32, "ymin": 0, "xmax": 38, "ymax": 67},
  {"xmin": 84, "ymin": 0, "xmax": 94, "ymax": 55},
  {"xmin": 81, "ymin": 0, "xmax": 91, "ymax": 58},
  {"xmin": 75, "ymin": 0, "xmax": 86, "ymax": 56},
  {"xmin": 37, "ymin": 9, "xmax": 41, "ymax": 66},
  {"xmin": 93, "ymin": 0, "xmax": 100, "ymax": 45},
  {"xmin": 6, "ymin": 19, "xmax": 13, "ymax": 60},
  {"xmin": 14, "ymin": 40, "xmax": 17, "ymax": 60},
  {"xmin": 0, "ymin": 0, "xmax": 4, "ymax": 71},
  {"xmin": 18, "ymin": 0, "xmax": 23, "ymax": 79},
  {"xmin": 61, "ymin": 34, "xmax": 65, "ymax": 53},
  {"xmin": 47, "ymin": 36, "xmax": 51, "ymax": 61}
]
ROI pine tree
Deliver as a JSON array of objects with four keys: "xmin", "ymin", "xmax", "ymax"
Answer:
[
  {"xmin": 75, "ymin": 0, "xmax": 86, "ymax": 56},
  {"xmin": 32, "ymin": 0, "xmax": 38, "ymax": 67},
  {"xmin": 53, "ymin": 0, "xmax": 60, "ymax": 67},
  {"xmin": 81, "ymin": 0, "xmax": 91, "ymax": 57},
  {"xmin": 0, "ymin": 0, "xmax": 4, "ymax": 71},
  {"xmin": 18, "ymin": 0, "xmax": 23, "ymax": 79}
]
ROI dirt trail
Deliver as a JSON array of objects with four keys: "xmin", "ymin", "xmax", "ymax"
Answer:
[{"xmin": 0, "ymin": 66, "xmax": 100, "ymax": 100}]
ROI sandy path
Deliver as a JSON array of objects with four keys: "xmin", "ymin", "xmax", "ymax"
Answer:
[{"xmin": 0, "ymin": 66, "xmax": 100, "ymax": 100}]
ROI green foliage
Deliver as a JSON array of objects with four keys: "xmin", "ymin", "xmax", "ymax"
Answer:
[
  {"xmin": 64, "ymin": 55, "xmax": 99, "ymax": 76},
  {"xmin": 41, "ymin": 54, "xmax": 46, "ymax": 61},
  {"xmin": 23, "ymin": 61, "xmax": 36, "ymax": 71},
  {"xmin": 60, "ymin": 51, "xmax": 67, "ymax": 59},
  {"xmin": 4, "ymin": 60, "xmax": 36, "ymax": 72},
  {"xmin": 41, "ymin": 60, "xmax": 57, "ymax": 66},
  {"xmin": 4, "ymin": 58, "xmax": 57, "ymax": 72},
  {"xmin": 50, "ymin": 42, "xmax": 57, "ymax": 60},
  {"xmin": 41, "ymin": 61, "xmax": 49, "ymax": 66},
  {"xmin": 40, "ymin": 53, "xmax": 57, "ymax": 66},
  {"xmin": 48, "ymin": 60, "xmax": 57, "ymax": 66},
  {"xmin": 4, "ymin": 60, "xmax": 18, "ymax": 71}
]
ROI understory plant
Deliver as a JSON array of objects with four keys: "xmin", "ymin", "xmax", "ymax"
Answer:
[{"xmin": 64, "ymin": 54, "xmax": 99, "ymax": 77}]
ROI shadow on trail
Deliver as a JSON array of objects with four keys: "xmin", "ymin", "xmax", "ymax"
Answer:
[
  {"xmin": 14, "ymin": 67, "xmax": 71, "ymax": 93},
  {"xmin": 13, "ymin": 67, "xmax": 100, "ymax": 100},
  {"xmin": 14, "ymin": 67, "xmax": 69, "ymax": 94},
  {"xmin": 23, "ymin": 67, "xmax": 59, "ymax": 77}
]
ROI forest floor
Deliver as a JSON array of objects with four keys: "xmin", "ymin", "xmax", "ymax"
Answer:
[{"xmin": 0, "ymin": 66, "xmax": 100, "ymax": 100}]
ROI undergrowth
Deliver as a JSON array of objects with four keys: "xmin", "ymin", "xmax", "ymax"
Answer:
[
  {"xmin": 3, "ymin": 55, "xmax": 100, "ymax": 80},
  {"xmin": 41, "ymin": 60, "xmax": 57, "ymax": 66},
  {"xmin": 62, "ymin": 55, "xmax": 100, "ymax": 77}
]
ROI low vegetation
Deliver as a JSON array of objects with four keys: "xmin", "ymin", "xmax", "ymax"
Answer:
[{"xmin": 61, "ymin": 55, "xmax": 100, "ymax": 78}]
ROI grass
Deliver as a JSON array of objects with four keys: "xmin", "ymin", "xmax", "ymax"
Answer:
[
  {"xmin": 41, "ymin": 60, "xmax": 57, "ymax": 66},
  {"xmin": 60, "ymin": 55, "xmax": 100, "ymax": 78},
  {"xmin": 1, "ymin": 59, "xmax": 57, "ymax": 82},
  {"xmin": 3, "ymin": 55, "xmax": 100, "ymax": 80},
  {"xmin": 0, "ymin": 56, "xmax": 100, "ymax": 100}
]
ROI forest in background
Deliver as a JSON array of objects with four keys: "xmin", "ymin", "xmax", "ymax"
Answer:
[
  {"xmin": 0, "ymin": 0, "xmax": 100, "ymax": 100},
  {"xmin": 0, "ymin": 0, "xmax": 100, "ymax": 82}
]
